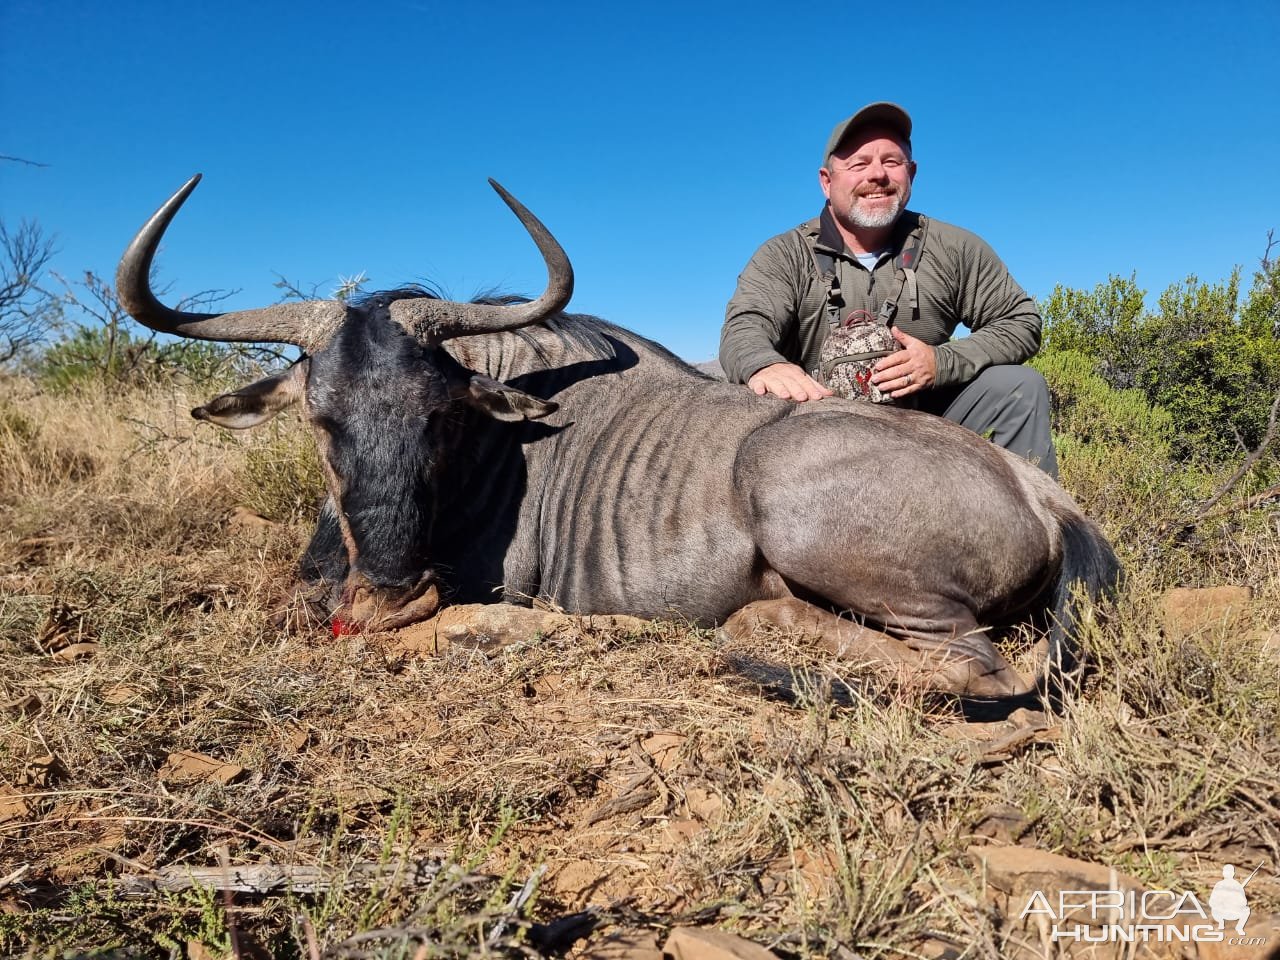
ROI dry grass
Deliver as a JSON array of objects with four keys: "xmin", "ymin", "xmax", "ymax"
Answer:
[{"xmin": 1, "ymin": 376, "xmax": 1278, "ymax": 959}]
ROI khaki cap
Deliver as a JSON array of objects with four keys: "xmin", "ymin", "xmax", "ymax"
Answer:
[{"xmin": 823, "ymin": 102, "xmax": 912, "ymax": 164}]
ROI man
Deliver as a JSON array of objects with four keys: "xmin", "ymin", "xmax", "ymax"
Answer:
[{"xmin": 720, "ymin": 102, "xmax": 1057, "ymax": 476}]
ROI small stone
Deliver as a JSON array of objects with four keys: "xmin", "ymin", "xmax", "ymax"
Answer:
[
  {"xmin": 285, "ymin": 725, "xmax": 310, "ymax": 752},
  {"xmin": 662, "ymin": 927, "xmax": 778, "ymax": 960},
  {"xmin": 641, "ymin": 732, "xmax": 686, "ymax": 773},
  {"xmin": 159, "ymin": 750, "xmax": 247, "ymax": 786},
  {"xmin": 1161, "ymin": 586, "xmax": 1253, "ymax": 641},
  {"xmin": 52, "ymin": 642, "xmax": 99, "ymax": 662},
  {"xmin": 390, "ymin": 603, "xmax": 558, "ymax": 655},
  {"xmin": 658, "ymin": 818, "xmax": 702, "ymax": 844},
  {"xmin": 101, "ymin": 684, "xmax": 143, "ymax": 705},
  {"xmin": 683, "ymin": 787, "xmax": 724, "ymax": 824},
  {"xmin": 0, "ymin": 787, "xmax": 33, "ymax": 824},
  {"xmin": 580, "ymin": 929, "xmax": 663, "ymax": 960},
  {"xmin": 227, "ymin": 505, "xmax": 276, "ymax": 532},
  {"xmin": 971, "ymin": 845, "xmax": 1146, "ymax": 901},
  {"xmin": 972, "ymin": 804, "xmax": 1032, "ymax": 844}
]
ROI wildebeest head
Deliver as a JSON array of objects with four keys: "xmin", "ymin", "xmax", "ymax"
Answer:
[{"xmin": 116, "ymin": 176, "xmax": 571, "ymax": 628}]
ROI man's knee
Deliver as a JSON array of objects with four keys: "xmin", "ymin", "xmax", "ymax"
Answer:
[
  {"xmin": 942, "ymin": 365, "xmax": 1048, "ymax": 423},
  {"xmin": 940, "ymin": 365, "xmax": 1057, "ymax": 477},
  {"xmin": 970, "ymin": 365, "xmax": 1049, "ymax": 409}
]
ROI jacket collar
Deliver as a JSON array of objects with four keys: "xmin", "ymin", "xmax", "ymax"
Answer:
[{"xmin": 807, "ymin": 205, "xmax": 922, "ymax": 259}]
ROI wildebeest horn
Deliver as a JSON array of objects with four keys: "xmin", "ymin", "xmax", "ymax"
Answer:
[
  {"xmin": 116, "ymin": 174, "xmax": 346, "ymax": 352},
  {"xmin": 388, "ymin": 179, "xmax": 574, "ymax": 342}
]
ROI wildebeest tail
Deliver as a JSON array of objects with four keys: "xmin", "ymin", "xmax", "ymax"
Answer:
[{"xmin": 1042, "ymin": 510, "xmax": 1122, "ymax": 705}]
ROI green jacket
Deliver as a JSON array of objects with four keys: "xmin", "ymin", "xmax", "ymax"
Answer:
[{"xmin": 719, "ymin": 208, "xmax": 1042, "ymax": 388}]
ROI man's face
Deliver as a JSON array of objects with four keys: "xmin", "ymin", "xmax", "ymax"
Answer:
[{"xmin": 820, "ymin": 126, "xmax": 916, "ymax": 231}]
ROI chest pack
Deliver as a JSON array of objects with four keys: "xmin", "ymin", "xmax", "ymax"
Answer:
[{"xmin": 809, "ymin": 216, "xmax": 929, "ymax": 403}]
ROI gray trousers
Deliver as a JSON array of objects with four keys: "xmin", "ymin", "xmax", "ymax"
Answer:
[{"xmin": 916, "ymin": 365, "xmax": 1058, "ymax": 478}]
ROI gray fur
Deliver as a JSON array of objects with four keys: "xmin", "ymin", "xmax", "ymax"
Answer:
[{"xmin": 442, "ymin": 314, "xmax": 1116, "ymax": 660}]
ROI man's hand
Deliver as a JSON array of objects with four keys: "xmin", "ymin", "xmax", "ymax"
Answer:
[
  {"xmin": 747, "ymin": 362, "xmax": 834, "ymax": 402},
  {"xmin": 871, "ymin": 327, "xmax": 936, "ymax": 398}
]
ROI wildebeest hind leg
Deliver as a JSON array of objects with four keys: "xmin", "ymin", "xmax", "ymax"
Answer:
[{"xmin": 721, "ymin": 598, "xmax": 1030, "ymax": 698}]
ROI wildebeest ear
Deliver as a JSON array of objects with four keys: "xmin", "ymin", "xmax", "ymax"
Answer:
[
  {"xmin": 192, "ymin": 360, "xmax": 309, "ymax": 429},
  {"xmin": 464, "ymin": 374, "xmax": 558, "ymax": 422}
]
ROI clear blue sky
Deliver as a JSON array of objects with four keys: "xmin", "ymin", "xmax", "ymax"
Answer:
[{"xmin": 3, "ymin": 0, "xmax": 1277, "ymax": 361}]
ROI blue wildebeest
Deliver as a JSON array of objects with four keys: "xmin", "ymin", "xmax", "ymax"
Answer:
[{"xmin": 117, "ymin": 176, "xmax": 1119, "ymax": 708}]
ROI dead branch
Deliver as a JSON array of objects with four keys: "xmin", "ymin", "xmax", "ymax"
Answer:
[
  {"xmin": 485, "ymin": 864, "xmax": 546, "ymax": 947},
  {"xmin": 0, "ymin": 218, "xmax": 58, "ymax": 360},
  {"xmin": 1192, "ymin": 386, "xmax": 1280, "ymax": 521},
  {"xmin": 0, "ymin": 155, "xmax": 50, "ymax": 167},
  {"xmin": 112, "ymin": 858, "xmax": 481, "ymax": 898},
  {"xmin": 1195, "ymin": 482, "xmax": 1280, "ymax": 523},
  {"xmin": 1261, "ymin": 228, "xmax": 1279, "ymax": 338},
  {"xmin": 273, "ymin": 273, "xmax": 326, "ymax": 302},
  {"xmin": 0, "ymin": 864, "xmax": 31, "ymax": 891}
]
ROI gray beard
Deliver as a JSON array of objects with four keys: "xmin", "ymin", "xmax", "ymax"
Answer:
[{"xmin": 847, "ymin": 194, "xmax": 903, "ymax": 229}]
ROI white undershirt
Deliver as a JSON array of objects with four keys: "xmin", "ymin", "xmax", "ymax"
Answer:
[{"xmin": 853, "ymin": 250, "xmax": 888, "ymax": 271}]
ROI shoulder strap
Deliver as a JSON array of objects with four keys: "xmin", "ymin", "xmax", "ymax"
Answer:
[
  {"xmin": 876, "ymin": 214, "xmax": 929, "ymax": 327},
  {"xmin": 797, "ymin": 225, "xmax": 845, "ymax": 329}
]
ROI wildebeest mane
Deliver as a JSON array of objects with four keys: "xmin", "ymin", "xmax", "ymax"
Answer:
[{"xmin": 355, "ymin": 286, "xmax": 654, "ymax": 371}]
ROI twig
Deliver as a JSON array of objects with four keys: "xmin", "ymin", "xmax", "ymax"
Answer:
[
  {"xmin": 0, "ymin": 864, "xmax": 31, "ymax": 891},
  {"xmin": 486, "ymin": 864, "xmax": 546, "ymax": 946},
  {"xmin": 299, "ymin": 915, "xmax": 321, "ymax": 960},
  {"xmin": 112, "ymin": 859, "xmax": 481, "ymax": 898},
  {"xmin": 1172, "ymin": 386, "xmax": 1280, "ymax": 538},
  {"xmin": 0, "ymin": 155, "xmax": 50, "ymax": 167},
  {"xmin": 216, "ymin": 845, "xmax": 245, "ymax": 960},
  {"xmin": 583, "ymin": 768, "xmax": 659, "ymax": 826},
  {"xmin": 1195, "ymin": 482, "xmax": 1280, "ymax": 523}
]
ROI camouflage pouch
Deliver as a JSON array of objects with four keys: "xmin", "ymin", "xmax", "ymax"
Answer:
[
  {"xmin": 817, "ymin": 319, "xmax": 901, "ymax": 403},
  {"xmin": 802, "ymin": 212, "xmax": 929, "ymax": 406}
]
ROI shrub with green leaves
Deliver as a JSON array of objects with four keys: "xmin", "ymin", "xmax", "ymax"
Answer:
[
  {"xmin": 1040, "ymin": 256, "xmax": 1280, "ymax": 463},
  {"xmin": 1032, "ymin": 349, "xmax": 1210, "ymax": 542},
  {"xmin": 32, "ymin": 324, "xmax": 268, "ymax": 393}
]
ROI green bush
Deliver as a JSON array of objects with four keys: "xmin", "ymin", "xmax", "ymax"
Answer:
[
  {"xmin": 1040, "ymin": 273, "xmax": 1147, "ymax": 379},
  {"xmin": 1032, "ymin": 350, "xmax": 1210, "ymax": 542},
  {"xmin": 1033, "ymin": 348, "xmax": 1174, "ymax": 455},
  {"xmin": 1040, "ymin": 258, "xmax": 1280, "ymax": 463},
  {"xmin": 32, "ymin": 325, "xmax": 265, "ymax": 393}
]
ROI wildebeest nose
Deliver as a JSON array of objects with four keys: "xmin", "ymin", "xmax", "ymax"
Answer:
[{"xmin": 340, "ymin": 570, "xmax": 441, "ymax": 632}]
